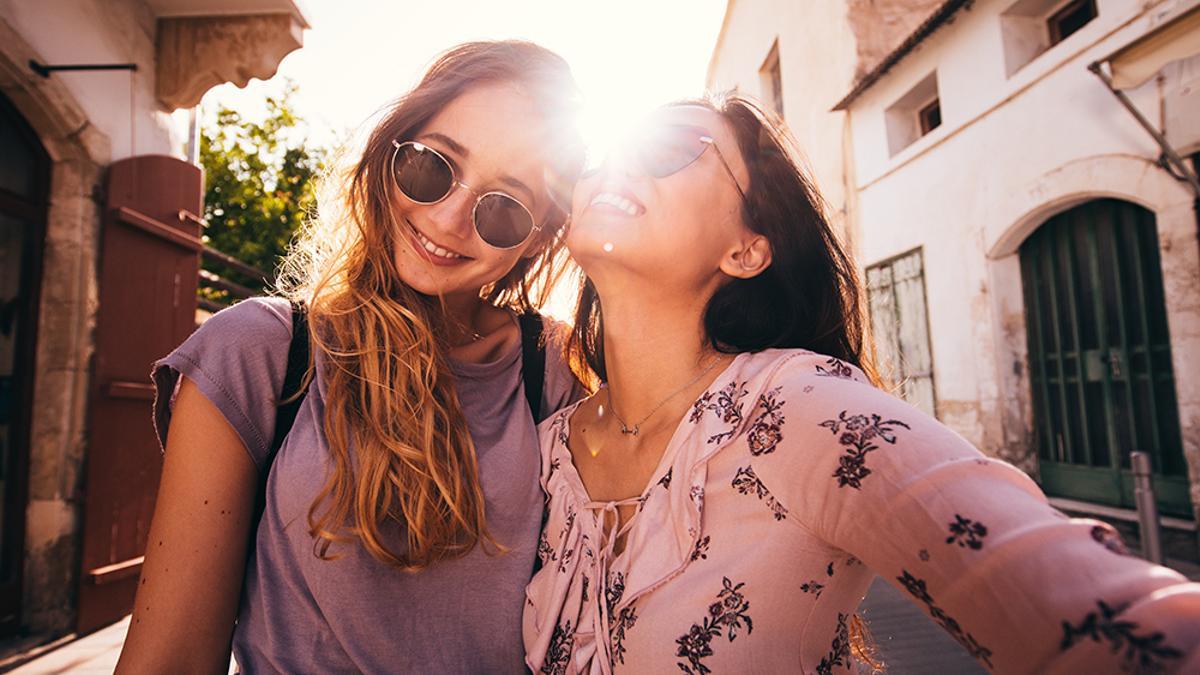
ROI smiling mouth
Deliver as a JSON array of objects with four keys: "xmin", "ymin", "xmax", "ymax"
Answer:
[
  {"xmin": 589, "ymin": 191, "xmax": 645, "ymax": 217},
  {"xmin": 405, "ymin": 219, "xmax": 470, "ymax": 261}
]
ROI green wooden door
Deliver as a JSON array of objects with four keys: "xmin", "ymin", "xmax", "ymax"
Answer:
[{"xmin": 1019, "ymin": 199, "xmax": 1191, "ymax": 516}]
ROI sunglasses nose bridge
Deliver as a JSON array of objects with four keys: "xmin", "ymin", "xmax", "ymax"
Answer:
[
  {"xmin": 591, "ymin": 149, "xmax": 646, "ymax": 183},
  {"xmin": 423, "ymin": 182, "xmax": 479, "ymax": 239},
  {"xmin": 448, "ymin": 179, "xmax": 484, "ymax": 201}
]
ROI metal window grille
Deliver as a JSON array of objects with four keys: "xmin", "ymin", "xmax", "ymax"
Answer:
[{"xmin": 1019, "ymin": 199, "xmax": 1190, "ymax": 516}]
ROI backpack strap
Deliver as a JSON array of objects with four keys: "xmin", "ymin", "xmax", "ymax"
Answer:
[
  {"xmin": 257, "ymin": 301, "xmax": 310, "ymax": 520},
  {"xmin": 519, "ymin": 310, "xmax": 550, "ymax": 576},
  {"xmin": 257, "ymin": 307, "xmax": 541, "ymax": 523},
  {"xmin": 518, "ymin": 310, "xmax": 547, "ymax": 423}
]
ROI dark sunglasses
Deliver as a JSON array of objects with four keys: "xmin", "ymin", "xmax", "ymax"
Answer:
[
  {"xmin": 583, "ymin": 124, "xmax": 747, "ymax": 201},
  {"xmin": 390, "ymin": 140, "xmax": 540, "ymax": 249}
]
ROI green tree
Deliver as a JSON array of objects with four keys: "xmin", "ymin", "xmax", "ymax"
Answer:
[{"xmin": 199, "ymin": 81, "xmax": 326, "ymax": 300}]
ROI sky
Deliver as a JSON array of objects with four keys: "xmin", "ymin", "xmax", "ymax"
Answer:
[
  {"xmin": 202, "ymin": 0, "xmax": 731, "ymax": 318},
  {"xmin": 204, "ymin": 0, "xmax": 731, "ymax": 153}
]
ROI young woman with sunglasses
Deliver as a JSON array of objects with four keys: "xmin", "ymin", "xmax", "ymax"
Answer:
[
  {"xmin": 117, "ymin": 41, "xmax": 587, "ymax": 673},
  {"xmin": 523, "ymin": 97, "xmax": 1200, "ymax": 674}
]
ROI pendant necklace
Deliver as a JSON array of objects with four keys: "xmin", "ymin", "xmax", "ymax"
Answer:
[{"xmin": 606, "ymin": 355, "xmax": 726, "ymax": 437}]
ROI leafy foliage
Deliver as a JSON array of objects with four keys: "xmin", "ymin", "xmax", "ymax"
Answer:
[{"xmin": 199, "ymin": 81, "xmax": 327, "ymax": 298}]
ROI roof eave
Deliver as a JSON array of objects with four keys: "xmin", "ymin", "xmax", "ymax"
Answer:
[{"xmin": 831, "ymin": 0, "xmax": 972, "ymax": 111}]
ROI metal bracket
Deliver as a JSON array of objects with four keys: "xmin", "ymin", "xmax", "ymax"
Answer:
[
  {"xmin": 28, "ymin": 60, "xmax": 137, "ymax": 79},
  {"xmin": 1088, "ymin": 61, "xmax": 1200, "ymax": 199}
]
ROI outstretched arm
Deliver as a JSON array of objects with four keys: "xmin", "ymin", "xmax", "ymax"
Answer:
[{"xmin": 750, "ymin": 359, "xmax": 1200, "ymax": 674}]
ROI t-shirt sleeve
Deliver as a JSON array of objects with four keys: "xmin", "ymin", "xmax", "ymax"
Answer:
[
  {"xmin": 539, "ymin": 318, "xmax": 590, "ymax": 418},
  {"xmin": 151, "ymin": 297, "xmax": 293, "ymax": 470},
  {"xmin": 749, "ymin": 355, "xmax": 1200, "ymax": 674}
]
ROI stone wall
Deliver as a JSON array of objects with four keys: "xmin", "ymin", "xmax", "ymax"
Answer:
[{"xmin": 0, "ymin": 13, "xmax": 108, "ymax": 634}]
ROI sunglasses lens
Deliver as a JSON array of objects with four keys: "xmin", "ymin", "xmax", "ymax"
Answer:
[
  {"xmin": 639, "ymin": 128, "xmax": 708, "ymax": 178},
  {"xmin": 475, "ymin": 194, "xmax": 535, "ymax": 248},
  {"xmin": 393, "ymin": 143, "xmax": 453, "ymax": 203}
]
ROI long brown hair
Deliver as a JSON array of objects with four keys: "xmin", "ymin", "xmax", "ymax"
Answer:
[
  {"xmin": 565, "ymin": 94, "xmax": 883, "ymax": 671},
  {"xmin": 279, "ymin": 41, "xmax": 583, "ymax": 571},
  {"xmin": 568, "ymin": 93, "xmax": 878, "ymax": 384}
]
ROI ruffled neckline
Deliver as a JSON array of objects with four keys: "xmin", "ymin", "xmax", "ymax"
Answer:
[{"xmin": 528, "ymin": 350, "xmax": 804, "ymax": 674}]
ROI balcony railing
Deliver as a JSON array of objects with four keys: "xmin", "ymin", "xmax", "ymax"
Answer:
[{"xmin": 197, "ymin": 245, "xmax": 270, "ymax": 313}]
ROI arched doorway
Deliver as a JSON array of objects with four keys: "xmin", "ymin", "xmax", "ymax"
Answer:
[
  {"xmin": 0, "ymin": 91, "xmax": 50, "ymax": 634},
  {"xmin": 1019, "ymin": 198, "xmax": 1190, "ymax": 516}
]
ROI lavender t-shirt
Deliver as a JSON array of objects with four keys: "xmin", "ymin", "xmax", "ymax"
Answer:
[{"xmin": 151, "ymin": 297, "xmax": 584, "ymax": 673}]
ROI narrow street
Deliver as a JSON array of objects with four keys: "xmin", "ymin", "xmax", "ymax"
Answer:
[
  {"xmin": 0, "ymin": 577, "xmax": 1024, "ymax": 674},
  {"xmin": 857, "ymin": 576, "xmax": 986, "ymax": 674}
]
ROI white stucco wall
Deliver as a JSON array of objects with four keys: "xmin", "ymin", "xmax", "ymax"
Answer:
[
  {"xmin": 844, "ymin": 0, "xmax": 1200, "ymax": 509},
  {"xmin": 0, "ymin": 0, "xmax": 190, "ymax": 164},
  {"xmin": 706, "ymin": 0, "xmax": 861, "ymax": 241}
]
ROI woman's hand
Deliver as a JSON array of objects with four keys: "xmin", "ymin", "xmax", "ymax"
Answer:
[{"xmin": 115, "ymin": 377, "xmax": 257, "ymax": 675}]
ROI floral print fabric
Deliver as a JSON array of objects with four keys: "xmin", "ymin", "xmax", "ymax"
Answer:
[{"xmin": 523, "ymin": 350, "xmax": 1200, "ymax": 674}]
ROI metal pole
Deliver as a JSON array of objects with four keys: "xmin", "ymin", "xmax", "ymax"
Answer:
[
  {"xmin": 28, "ymin": 60, "xmax": 138, "ymax": 78},
  {"xmin": 1087, "ymin": 62, "xmax": 1200, "ymax": 199},
  {"xmin": 1131, "ymin": 451, "xmax": 1164, "ymax": 564}
]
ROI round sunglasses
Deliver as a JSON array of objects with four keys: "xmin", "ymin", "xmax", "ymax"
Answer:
[
  {"xmin": 583, "ymin": 124, "xmax": 747, "ymax": 201},
  {"xmin": 390, "ymin": 140, "xmax": 540, "ymax": 250}
]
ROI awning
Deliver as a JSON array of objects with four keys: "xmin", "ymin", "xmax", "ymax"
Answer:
[{"xmin": 1104, "ymin": 3, "xmax": 1200, "ymax": 90}]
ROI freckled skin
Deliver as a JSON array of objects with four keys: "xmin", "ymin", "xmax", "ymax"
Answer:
[{"xmin": 389, "ymin": 83, "xmax": 558, "ymax": 303}]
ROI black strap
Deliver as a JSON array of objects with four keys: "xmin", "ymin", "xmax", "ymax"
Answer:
[
  {"xmin": 258, "ymin": 302, "xmax": 310, "ymax": 520},
  {"xmin": 518, "ymin": 310, "xmax": 547, "ymax": 423},
  {"xmin": 264, "ymin": 306, "xmax": 541, "ymax": 469},
  {"xmin": 257, "ymin": 306, "xmax": 542, "ymax": 522},
  {"xmin": 519, "ymin": 310, "xmax": 549, "ymax": 578}
]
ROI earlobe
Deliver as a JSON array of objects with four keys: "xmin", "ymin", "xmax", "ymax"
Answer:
[{"xmin": 722, "ymin": 235, "xmax": 773, "ymax": 279}]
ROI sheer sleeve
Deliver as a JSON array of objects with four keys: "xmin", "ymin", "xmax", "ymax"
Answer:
[{"xmin": 749, "ymin": 354, "xmax": 1200, "ymax": 674}]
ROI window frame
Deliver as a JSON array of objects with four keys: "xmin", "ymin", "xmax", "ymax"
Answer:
[
  {"xmin": 917, "ymin": 97, "xmax": 942, "ymax": 136},
  {"xmin": 759, "ymin": 40, "xmax": 784, "ymax": 117},
  {"xmin": 865, "ymin": 247, "xmax": 938, "ymax": 417},
  {"xmin": 1047, "ymin": 0, "xmax": 1098, "ymax": 46}
]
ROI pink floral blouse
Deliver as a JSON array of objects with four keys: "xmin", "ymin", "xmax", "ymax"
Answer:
[{"xmin": 523, "ymin": 349, "xmax": 1200, "ymax": 674}]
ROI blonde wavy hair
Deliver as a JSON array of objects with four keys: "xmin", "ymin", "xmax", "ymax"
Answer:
[{"xmin": 277, "ymin": 41, "xmax": 582, "ymax": 571}]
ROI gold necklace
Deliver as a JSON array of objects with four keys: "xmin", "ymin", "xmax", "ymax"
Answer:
[
  {"xmin": 448, "ymin": 306, "xmax": 486, "ymax": 346},
  {"xmin": 605, "ymin": 355, "xmax": 726, "ymax": 437}
]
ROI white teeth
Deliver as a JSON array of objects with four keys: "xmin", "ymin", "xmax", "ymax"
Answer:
[
  {"xmin": 410, "ymin": 224, "xmax": 464, "ymax": 260},
  {"xmin": 589, "ymin": 192, "xmax": 640, "ymax": 217}
]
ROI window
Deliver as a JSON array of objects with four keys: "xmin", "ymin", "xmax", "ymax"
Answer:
[
  {"xmin": 1001, "ymin": 0, "xmax": 1099, "ymax": 76},
  {"xmin": 884, "ymin": 72, "xmax": 940, "ymax": 156},
  {"xmin": 759, "ymin": 41, "xmax": 783, "ymax": 116},
  {"xmin": 1047, "ymin": 0, "xmax": 1097, "ymax": 45},
  {"xmin": 918, "ymin": 98, "xmax": 942, "ymax": 135},
  {"xmin": 866, "ymin": 249, "xmax": 936, "ymax": 417}
]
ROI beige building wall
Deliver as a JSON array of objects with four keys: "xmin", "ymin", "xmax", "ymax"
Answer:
[
  {"xmin": 708, "ymin": 0, "xmax": 1200, "ymax": 523},
  {"xmin": 844, "ymin": 0, "xmax": 1200, "ymax": 516},
  {"xmin": 706, "ymin": 0, "xmax": 949, "ymax": 250},
  {"xmin": 706, "ymin": 0, "xmax": 860, "ymax": 244}
]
